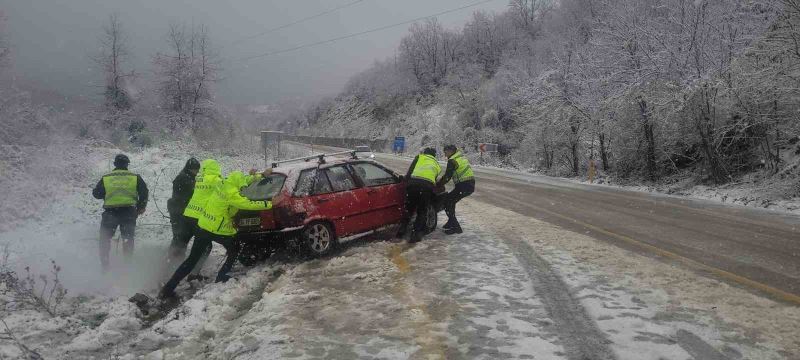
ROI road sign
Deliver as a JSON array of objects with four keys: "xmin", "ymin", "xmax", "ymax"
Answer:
[
  {"xmin": 393, "ymin": 136, "xmax": 406, "ymax": 154},
  {"xmin": 478, "ymin": 143, "xmax": 498, "ymax": 153}
]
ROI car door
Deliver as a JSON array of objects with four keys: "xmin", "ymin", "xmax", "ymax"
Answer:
[
  {"xmin": 348, "ymin": 162, "xmax": 405, "ymax": 229},
  {"xmin": 294, "ymin": 166, "xmax": 371, "ymax": 237},
  {"xmin": 320, "ymin": 165, "xmax": 374, "ymax": 235}
]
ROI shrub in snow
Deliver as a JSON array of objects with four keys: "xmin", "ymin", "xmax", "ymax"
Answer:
[{"xmin": 0, "ymin": 258, "xmax": 68, "ymax": 317}]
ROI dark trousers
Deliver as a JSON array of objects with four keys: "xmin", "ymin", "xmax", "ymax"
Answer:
[
  {"xmin": 443, "ymin": 180, "xmax": 475, "ymax": 228},
  {"xmin": 169, "ymin": 214, "xmax": 198, "ymax": 259},
  {"xmin": 405, "ymin": 184, "xmax": 434, "ymax": 238},
  {"xmin": 162, "ymin": 228, "xmax": 241, "ymax": 295},
  {"xmin": 99, "ymin": 207, "xmax": 137, "ymax": 268}
]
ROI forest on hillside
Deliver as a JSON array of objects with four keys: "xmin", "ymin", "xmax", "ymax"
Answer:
[{"xmin": 280, "ymin": 0, "xmax": 800, "ymax": 185}]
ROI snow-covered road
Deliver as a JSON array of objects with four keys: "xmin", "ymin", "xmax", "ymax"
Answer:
[{"xmin": 0, "ymin": 142, "xmax": 797, "ymax": 359}]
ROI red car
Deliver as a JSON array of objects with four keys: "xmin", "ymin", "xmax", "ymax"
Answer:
[{"xmin": 235, "ymin": 152, "xmax": 438, "ymax": 262}]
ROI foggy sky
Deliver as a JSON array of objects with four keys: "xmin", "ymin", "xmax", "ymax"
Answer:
[{"xmin": 0, "ymin": 0, "xmax": 509, "ymax": 105}]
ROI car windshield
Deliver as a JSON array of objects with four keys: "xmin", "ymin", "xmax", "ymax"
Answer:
[{"xmin": 240, "ymin": 174, "xmax": 286, "ymax": 201}]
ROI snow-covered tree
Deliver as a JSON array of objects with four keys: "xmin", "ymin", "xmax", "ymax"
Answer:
[
  {"xmin": 153, "ymin": 23, "xmax": 221, "ymax": 131},
  {"xmin": 93, "ymin": 14, "xmax": 134, "ymax": 111}
]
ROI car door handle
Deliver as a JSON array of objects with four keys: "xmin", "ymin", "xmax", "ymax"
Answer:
[
  {"xmin": 317, "ymin": 198, "xmax": 330, "ymax": 203},
  {"xmin": 366, "ymin": 189, "xmax": 377, "ymax": 194}
]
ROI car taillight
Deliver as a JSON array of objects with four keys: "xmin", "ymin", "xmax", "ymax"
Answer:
[
  {"xmin": 260, "ymin": 209, "xmax": 277, "ymax": 230},
  {"xmin": 274, "ymin": 206, "xmax": 305, "ymax": 228}
]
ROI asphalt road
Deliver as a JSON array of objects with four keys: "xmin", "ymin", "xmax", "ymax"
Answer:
[{"xmin": 287, "ymin": 142, "xmax": 800, "ymax": 305}]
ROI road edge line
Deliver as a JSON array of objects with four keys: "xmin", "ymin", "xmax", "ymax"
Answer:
[{"xmin": 490, "ymin": 192, "xmax": 800, "ymax": 306}]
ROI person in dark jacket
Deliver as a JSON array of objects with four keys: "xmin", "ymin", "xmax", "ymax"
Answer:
[
  {"xmin": 437, "ymin": 145, "xmax": 475, "ymax": 235},
  {"xmin": 398, "ymin": 147, "xmax": 442, "ymax": 243},
  {"xmin": 166, "ymin": 158, "xmax": 201, "ymax": 261},
  {"xmin": 92, "ymin": 154, "xmax": 149, "ymax": 271}
]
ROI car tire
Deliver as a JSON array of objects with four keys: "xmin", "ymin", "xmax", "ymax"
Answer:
[
  {"xmin": 301, "ymin": 222, "xmax": 337, "ymax": 258},
  {"xmin": 425, "ymin": 204, "xmax": 438, "ymax": 234},
  {"xmin": 237, "ymin": 239, "xmax": 273, "ymax": 266}
]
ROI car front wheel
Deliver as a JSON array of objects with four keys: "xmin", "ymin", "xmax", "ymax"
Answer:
[{"xmin": 301, "ymin": 222, "xmax": 336, "ymax": 257}]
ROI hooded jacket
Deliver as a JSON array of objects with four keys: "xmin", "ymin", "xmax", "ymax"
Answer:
[
  {"xmin": 197, "ymin": 171, "xmax": 272, "ymax": 236},
  {"xmin": 183, "ymin": 159, "xmax": 223, "ymax": 220},
  {"xmin": 167, "ymin": 159, "xmax": 199, "ymax": 216}
]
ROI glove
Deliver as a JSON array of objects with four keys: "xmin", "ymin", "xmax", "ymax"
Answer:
[
  {"xmin": 249, "ymin": 168, "xmax": 258, "ymax": 176},
  {"xmin": 261, "ymin": 168, "xmax": 273, "ymax": 177}
]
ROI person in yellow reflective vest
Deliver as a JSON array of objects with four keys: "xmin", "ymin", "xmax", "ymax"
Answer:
[
  {"xmin": 164, "ymin": 159, "xmax": 221, "ymax": 281},
  {"xmin": 399, "ymin": 147, "xmax": 441, "ymax": 243},
  {"xmin": 437, "ymin": 145, "xmax": 476, "ymax": 235},
  {"xmin": 92, "ymin": 154, "xmax": 149, "ymax": 271},
  {"xmin": 159, "ymin": 169, "xmax": 272, "ymax": 299}
]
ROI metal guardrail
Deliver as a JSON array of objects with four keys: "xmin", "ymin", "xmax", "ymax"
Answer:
[{"xmin": 283, "ymin": 135, "xmax": 390, "ymax": 152}]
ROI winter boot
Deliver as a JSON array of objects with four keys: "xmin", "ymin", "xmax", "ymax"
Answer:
[
  {"xmin": 444, "ymin": 226, "xmax": 463, "ymax": 235},
  {"xmin": 157, "ymin": 288, "xmax": 177, "ymax": 300},
  {"xmin": 442, "ymin": 219, "xmax": 456, "ymax": 229},
  {"xmin": 396, "ymin": 220, "xmax": 409, "ymax": 238}
]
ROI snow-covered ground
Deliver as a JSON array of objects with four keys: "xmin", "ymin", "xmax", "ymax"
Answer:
[
  {"xmin": 570, "ymin": 171, "xmax": 800, "ymax": 215},
  {"xmin": 0, "ymin": 141, "xmax": 797, "ymax": 359},
  {"xmin": 463, "ymin": 200, "xmax": 800, "ymax": 359}
]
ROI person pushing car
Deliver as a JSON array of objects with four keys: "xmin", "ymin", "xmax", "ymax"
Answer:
[
  {"xmin": 93, "ymin": 154, "xmax": 149, "ymax": 271},
  {"xmin": 165, "ymin": 158, "xmax": 223, "ymax": 280},
  {"xmin": 166, "ymin": 158, "xmax": 200, "ymax": 262},
  {"xmin": 159, "ymin": 169, "xmax": 272, "ymax": 299},
  {"xmin": 437, "ymin": 145, "xmax": 475, "ymax": 235},
  {"xmin": 399, "ymin": 147, "xmax": 442, "ymax": 243}
]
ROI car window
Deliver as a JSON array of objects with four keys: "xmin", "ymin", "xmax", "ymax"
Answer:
[
  {"xmin": 350, "ymin": 162, "xmax": 397, "ymax": 187},
  {"xmin": 325, "ymin": 166, "xmax": 358, "ymax": 192},
  {"xmin": 314, "ymin": 172, "xmax": 333, "ymax": 194},
  {"xmin": 294, "ymin": 169, "xmax": 332, "ymax": 197},
  {"xmin": 240, "ymin": 174, "xmax": 286, "ymax": 201}
]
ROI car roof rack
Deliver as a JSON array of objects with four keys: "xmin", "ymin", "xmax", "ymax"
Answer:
[{"xmin": 271, "ymin": 150, "xmax": 361, "ymax": 168}]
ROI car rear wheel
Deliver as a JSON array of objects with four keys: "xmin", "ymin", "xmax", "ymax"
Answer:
[
  {"xmin": 301, "ymin": 222, "xmax": 336, "ymax": 257},
  {"xmin": 408, "ymin": 205, "xmax": 438, "ymax": 240},
  {"xmin": 425, "ymin": 204, "xmax": 438, "ymax": 234}
]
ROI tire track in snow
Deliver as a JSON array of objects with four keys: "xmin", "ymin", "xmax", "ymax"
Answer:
[{"xmin": 491, "ymin": 224, "xmax": 617, "ymax": 360}]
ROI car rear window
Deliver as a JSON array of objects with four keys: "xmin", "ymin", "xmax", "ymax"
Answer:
[
  {"xmin": 326, "ymin": 166, "xmax": 358, "ymax": 192},
  {"xmin": 294, "ymin": 169, "xmax": 333, "ymax": 196},
  {"xmin": 240, "ymin": 174, "xmax": 286, "ymax": 201},
  {"xmin": 350, "ymin": 162, "xmax": 398, "ymax": 187}
]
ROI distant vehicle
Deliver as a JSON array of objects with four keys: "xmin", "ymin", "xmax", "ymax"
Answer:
[
  {"xmin": 235, "ymin": 151, "xmax": 438, "ymax": 263},
  {"xmin": 354, "ymin": 145, "xmax": 374, "ymax": 158}
]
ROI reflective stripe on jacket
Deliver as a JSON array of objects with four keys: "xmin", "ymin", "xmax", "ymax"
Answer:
[
  {"xmin": 410, "ymin": 154, "xmax": 441, "ymax": 185},
  {"xmin": 102, "ymin": 170, "xmax": 138, "ymax": 208},
  {"xmin": 197, "ymin": 171, "xmax": 272, "ymax": 236},
  {"xmin": 183, "ymin": 159, "xmax": 223, "ymax": 219},
  {"xmin": 450, "ymin": 151, "xmax": 475, "ymax": 184}
]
